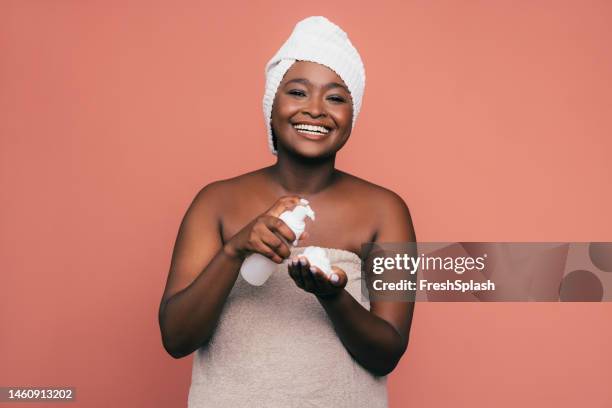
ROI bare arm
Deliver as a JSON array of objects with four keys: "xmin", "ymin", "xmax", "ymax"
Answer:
[
  {"xmin": 158, "ymin": 188, "xmax": 302, "ymax": 358},
  {"xmin": 158, "ymin": 183, "xmax": 242, "ymax": 358},
  {"xmin": 314, "ymin": 192, "xmax": 416, "ymax": 375}
]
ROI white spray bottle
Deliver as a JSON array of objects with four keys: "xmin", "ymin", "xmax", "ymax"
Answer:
[{"xmin": 240, "ymin": 198, "xmax": 315, "ymax": 286}]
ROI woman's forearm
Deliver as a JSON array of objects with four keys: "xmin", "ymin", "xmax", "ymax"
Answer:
[
  {"xmin": 159, "ymin": 246, "xmax": 243, "ymax": 359},
  {"xmin": 316, "ymin": 291, "xmax": 407, "ymax": 376}
]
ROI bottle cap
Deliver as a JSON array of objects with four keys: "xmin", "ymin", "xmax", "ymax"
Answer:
[{"xmin": 279, "ymin": 199, "xmax": 315, "ymax": 244}]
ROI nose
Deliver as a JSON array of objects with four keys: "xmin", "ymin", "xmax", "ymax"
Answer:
[{"xmin": 303, "ymin": 95, "xmax": 326, "ymax": 118}]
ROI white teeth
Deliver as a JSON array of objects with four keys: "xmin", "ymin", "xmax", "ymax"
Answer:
[
  {"xmin": 297, "ymin": 130, "xmax": 325, "ymax": 136},
  {"xmin": 293, "ymin": 123, "xmax": 329, "ymax": 134}
]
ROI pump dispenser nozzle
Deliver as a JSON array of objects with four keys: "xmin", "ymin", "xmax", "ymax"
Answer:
[
  {"xmin": 240, "ymin": 198, "xmax": 315, "ymax": 286},
  {"xmin": 279, "ymin": 199, "xmax": 315, "ymax": 245}
]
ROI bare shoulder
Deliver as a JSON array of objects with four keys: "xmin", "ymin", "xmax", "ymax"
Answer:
[
  {"xmin": 190, "ymin": 168, "xmax": 273, "ymax": 244},
  {"xmin": 338, "ymin": 170, "xmax": 415, "ymax": 241},
  {"xmin": 194, "ymin": 167, "xmax": 269, "ymax": 207},
  {"xmin": 338, "ymin": 170, "xmax": 411, "ymax": 214}
]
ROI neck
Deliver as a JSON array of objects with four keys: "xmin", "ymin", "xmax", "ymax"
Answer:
[{"xmin": 268, "ymin": 149, "xmax": 338, "ymax": 196}]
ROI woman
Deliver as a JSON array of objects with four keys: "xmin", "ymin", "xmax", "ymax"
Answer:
[{"xmin": 159, "ymin": 16, "xmax": 416, "ymax": 407}]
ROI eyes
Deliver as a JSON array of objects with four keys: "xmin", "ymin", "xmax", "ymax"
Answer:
[{"xmin": 287, "ymin": 89, "xmax": 347, "ymax": 104}]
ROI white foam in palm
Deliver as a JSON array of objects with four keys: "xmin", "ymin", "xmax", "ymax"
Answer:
[{"xmin": 302, "ymin": 246, "xmax": 332, "ymax": 276}]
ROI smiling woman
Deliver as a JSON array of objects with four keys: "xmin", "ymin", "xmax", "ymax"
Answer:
[
  {"xmin": 158, "ymin": 16, "xmax": 416, "ymax": 408},
  {"xmin": 271, "ymin": 61, "xmax": 353, "ymax": 157}
]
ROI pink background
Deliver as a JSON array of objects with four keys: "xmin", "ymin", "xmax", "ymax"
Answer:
[{"xmin": 1, "ymin": 1, "xmax": 611, "ymax": 407}]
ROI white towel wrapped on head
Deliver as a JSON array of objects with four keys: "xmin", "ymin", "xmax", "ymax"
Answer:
[{"xmin": 263, "ymin": 16, "xmax": 366, "ymax": 155}]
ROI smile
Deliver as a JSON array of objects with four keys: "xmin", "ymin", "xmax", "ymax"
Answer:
[
  {"xmin": 293, "ymin": 123, "xmax": 329, "ymax": 135},
  {"xmin": 292, "ymin": 123, "xmax": 330, "ymax": 136}
]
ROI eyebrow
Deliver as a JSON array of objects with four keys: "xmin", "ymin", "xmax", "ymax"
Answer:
[{"xmin": 284, "ymin": 78, "xmax": 349, "ymax": 92}]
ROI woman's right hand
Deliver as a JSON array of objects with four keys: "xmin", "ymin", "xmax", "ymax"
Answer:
[{"xmin": 223, "ymin": 195, "xmax": 308, "ymax": 264}]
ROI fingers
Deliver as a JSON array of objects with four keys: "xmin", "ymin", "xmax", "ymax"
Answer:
[
  {"xmin": 247, "ymin": 227, "xmax": 283, "ymax": 264},
  {"xmin": 253, "ymin": 240, "xmax": 283, "ymax": 264},
  {"xmin": 265, "ymin": 195, "xmax": 302, "ymax": 218},
  {"xmin": 329, "ymin": 266, "xmax": 348, "ymax": 288},
  {"xmin": 262, "ymin": 215, "xmax": 297, "ymax": 246},
  {"xmin": 247, "ymin": 216, "xmax": 292, "ymax": 263},
  {"xmin": 310, "ymin": 266, "xmax": 329, "ymax": 289},
  {"xmin": 288, "ymin": 257, "xmax": 305, "ymax": 289},
  {"xmin": 299, "ymin": 257, "xmax": 318, "ymax": 292},
  {"xmin": 236, "ymin": 196, "xmax": 309, "ymax": 264},
  {"xmin": 288, "ymin": 258, "xmax": 349, "ymax": 295},
  {"xmin": 288, "ymin": 256, "xmax": 318, "ymax": 292},
  {"xmin": 259, "ymin": 226, "xmax": 291, "ymax": 261},
  {"xmin": 310, "ymin": 266, "xmax": 347, "ymax": 292}
]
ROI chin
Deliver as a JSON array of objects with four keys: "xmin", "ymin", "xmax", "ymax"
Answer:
[
  {"xmin": 297, "ymin": 147, "xmax": 337, "ymax": 160},
  {"xmin": 294, "ymin": 138, "xmax": 335, "ymax": 154}
]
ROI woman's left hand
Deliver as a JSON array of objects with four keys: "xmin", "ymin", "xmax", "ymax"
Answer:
[{"xmin": 288, "ymin": 255, "xmax": 348, "ymax": 298}]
